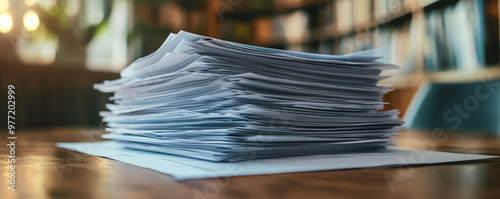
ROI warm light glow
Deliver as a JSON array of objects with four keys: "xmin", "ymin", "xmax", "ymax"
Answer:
[
  {"xmin": 24, "ymin": 0, "xmax": 37, "ymax": 6},
  {"xmin": 65, "ymin": 0, "xmax": 79, "ymax": 17},
  {"xmin": 0, "ymin": 13, "xmax": 12, "ymax": 33},
  {"xmin": 37, "ymin": 0, "xmax": 56, "ymax": 11},
  {"xmin": 0, "ymin": 0, "xmax": 9, "ymax": 12},
  {"xmin": 23, "ymin": 11, "xmax": 40, "ymax": 31}
]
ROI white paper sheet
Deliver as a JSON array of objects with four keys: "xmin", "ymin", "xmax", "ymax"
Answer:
[{"xmin": 57, "ymin": 141, "xmax": 496, "ymax": 180}]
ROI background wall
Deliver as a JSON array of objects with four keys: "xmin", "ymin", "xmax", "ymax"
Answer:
[{"xmin": 0, "ymin": 0, "xmax": 499, "ymax": 128}]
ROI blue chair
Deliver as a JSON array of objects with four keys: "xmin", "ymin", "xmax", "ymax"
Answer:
[{"xmin": 404, "ymin": 79, "xmax": 500, "ymax": 133}]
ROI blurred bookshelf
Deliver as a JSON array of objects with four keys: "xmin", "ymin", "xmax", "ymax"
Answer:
[
  {"xmin": 212, "ymin": 0, "xmax": 500, "ymax": 116},
  {"xmin": 3, "ymin": 0, "xmax": 498, "ymax": 82},
  {"xmin": 216, "ymin": 0, "xmax": 499, "ymax": 82}
]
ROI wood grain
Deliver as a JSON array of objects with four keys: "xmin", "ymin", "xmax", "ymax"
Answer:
[{"xmin": 1, "ymin": 128, "xmax": 499, "ymax": 199}]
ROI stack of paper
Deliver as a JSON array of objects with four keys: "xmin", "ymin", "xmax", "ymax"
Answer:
[{"xmin": 94, "ymin": 31, "xmax": 403, "ymax": 162}]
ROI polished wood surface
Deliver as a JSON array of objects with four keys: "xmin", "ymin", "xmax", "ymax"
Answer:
[{"xmin": 1, "ymin": 128, "xmax": 499, "ymax": 199}]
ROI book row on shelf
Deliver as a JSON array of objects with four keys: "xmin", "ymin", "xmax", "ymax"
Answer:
[
  {"xmin": 220, "ymin": 0, "xmax": 499, "ymax": 76},
  {"xmin": 130, "ymin": 0, "xmax": 500, "ymax": 88},
  {"xmin": 222, "ymin": 0, "xmax": 440, "ymax": 44}
]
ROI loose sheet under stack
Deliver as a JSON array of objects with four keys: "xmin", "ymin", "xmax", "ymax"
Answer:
[{"xmin": 58, "ymin": 31, "xmax": 496, "ymax": 180}]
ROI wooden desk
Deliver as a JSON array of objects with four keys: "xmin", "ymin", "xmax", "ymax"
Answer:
[{"xmin": 1, "ymin": 128, "xmax": 499, "ymax": 199}]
